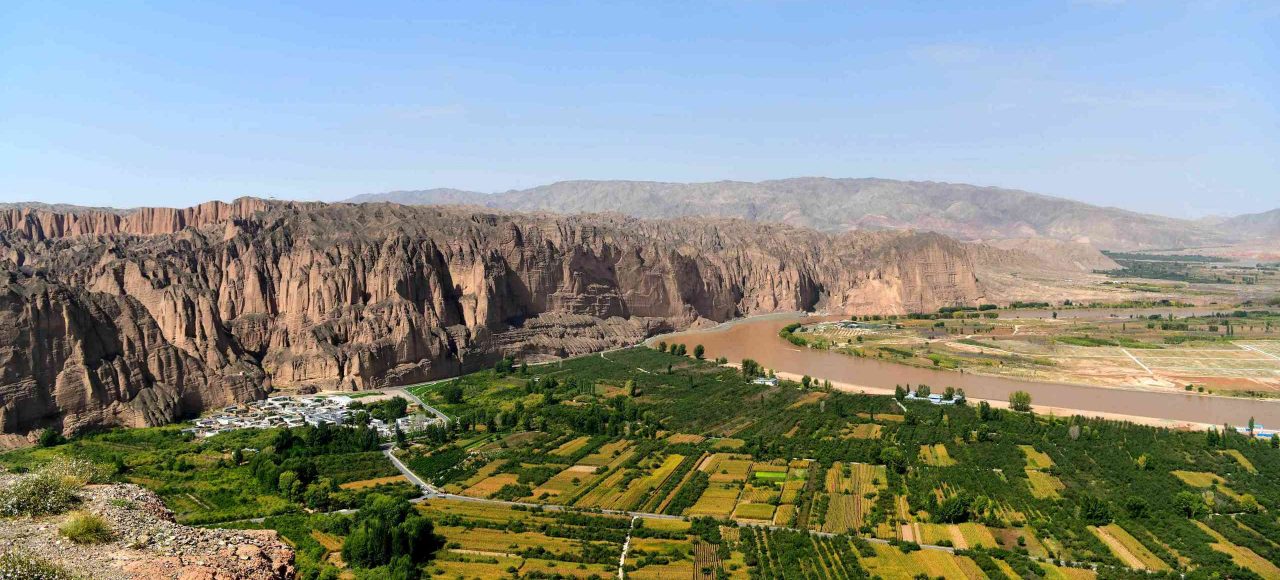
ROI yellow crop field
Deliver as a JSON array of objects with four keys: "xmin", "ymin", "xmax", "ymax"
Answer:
[
  {"xmin": 417, "ymin": 498, "xmax": 550, "ymax": 524},
  {"xmin": 706, "ymin": 454, "xmax": 753, "ymax": 482},
  {"xmin": 430, "ymin": 555, "xmax": 522, "ymax": 579},
  {"xmin": 825, "ymin": 462, "xmax": 887, "ymax": 494},
  {"xmin": 1172, "ymin": 470, "xmax": 1224, "ymax": 487},
  {"xmin": 711, "ymin": 438, "xmax": 746, "ymax": 449},
  {"xmin": 1172, "ymin": 470, "xmax": 1246, "ymax": 502},
  {"xmin": 573, "ymin": 468, "xmax": 627, "ymax": 508},
  {"xmin": 1219, "ymin": 449, "xmax": 1257, "ymax": 473},
  {"xmin": 640, "ymin": 517, "xmax": 690, "ymax": 532},
  {"xmin": 629, "ymin": 563, "xmax": 695, "ymax": 579},
  {"xmin": 919, "ymin": 444, "xmax": 957, "ymax": 466},
  {"xmin": 532, "ymin": 464, "xmax": 597, "ymax": 499},
  {"xmin": 337, "ymin": 474, "xmax": 407, "ymax": 490},
  {"xmin": 1043, "ymin": 564, "xmax": 1098, "ymax": 579},
  {"xmin": 844, "ymin": 423, "xmax": 883, "ymax": 439},
  {"xmin": 739, "ymin": 484, "xmax": 780, "ymax": 503},
  {"xmin": 550, "ymin": 436, "xmax": 592, "ymax": 457},
  {"xmin": 752, "ymin": 461, "xmax": 788, "ymax": 473},
  {"xmin": 1026, "ymin": 469, "xmax": 1065, "ymax": 499},
  {"xmin": 912, "ymin": 523, "xmax": 955, "ymax": 546},
  {"xmin": 436, "ymin": 525, "xmax": 594, "ymax": 557},
  {"xmin": 779, "ymin": 479, "xmax": 804, "ymax": 503},
  {"xmin": 608, "ymin": 454, "xmax": 684, "ymax": 510},
  {"xmin": 521, "ymin": 558, "xmax": 615, "ymax": 579},
  {"xmin": 1019, "ymin": 445, "xmax": 1055, "ymax": 469},
  {"xmin": 461, "ymin": 473, "xmax": 520, "ymax": 498},
  {"xmin": 688, "ymin": 482, "xmax": 741, "ymax": 517},
  {"xmin": 1195, "ymin": 521, "xmax": 1280, "ymax": 578},
  {"xmin": 447, "ymin": 460, "xmax": 502, "ymax": 493},
  {"xmin": 733, "ymin": 502, "xmax": 776, "ymax": 521},
  {"xmin": 957, "ymin": 523, "xmax": 998, "ymax": 548},
  {"xmin": 666, "ymin": 433, "xmax": 705, "ymax": 444},
  {"xmin": 820, "ymin": 493, "xmax": 864, "ymax": 533},
  {"xmin": 861, "ymin": 542, "xmax": 984, "ymax": 579},
  {"xmin": 1089, "ymin": 524, "xmax": 1170, "ymax": 571},
  {"xmin": 580, "ymin": 440, "xmax": 631, "ymax": 466},
  {"xmin": 773, "ymin": 504, "xmax": 796, "ymax": 526}
]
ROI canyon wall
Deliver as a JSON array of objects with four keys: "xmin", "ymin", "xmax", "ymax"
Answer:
[{"xmin": 0, "ymin": 200, "xmax": 983, "ymax": 435}]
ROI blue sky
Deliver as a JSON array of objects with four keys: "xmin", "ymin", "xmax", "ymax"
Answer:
[{"xmin": 1, "ymin": 1, "xmax": 1276, "ymax": 216}]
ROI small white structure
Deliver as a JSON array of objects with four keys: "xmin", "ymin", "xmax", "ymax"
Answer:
[{"xmin": 751, "ymin": 377, "xmax": 779, "ymax": 386}]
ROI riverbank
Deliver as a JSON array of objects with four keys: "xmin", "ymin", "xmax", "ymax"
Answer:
[{"xmin": 660, "ymin": 310, "xmax": 1280, "ymax": 427}]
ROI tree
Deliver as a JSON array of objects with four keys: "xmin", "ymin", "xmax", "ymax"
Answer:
[
  {"xmin": 741, "ymin": 359, "xmax": 762, "ymax": 378},
  {"xmin": 894, "ymin": 385, "xmax": 907, "ymax": 401},
  {"xmin": 1079, "ymin": 495, "xmax": 1111, "ymax": 525},
  {"xmin": 494, "ymin": 356, "xmax": 515, "ymax": 375},
  {"xmin": 37, "ymin": 428, "xmax": 64, "ymax": 448},
  {"xmin": 693, "ymin": 344, "xmax": 705, "ymax": 360},
  {"xmin": 1248, "ymin": 416, "xmax": 1256, "ymax": 434},
  {"xmin": 801, "ymin": 375, "xmax": 812, "ymax": 389},
  {"xmin": 935, "ymin": 494, "xmax": 971, "ymax": 523},
  {"xmin": 1174, "ymin": 491, "xmax": 1206, "ymax": 518},
  {"xmin": 915, "ymin": 385, "xmax": 931, "ymax": 398},
  {"xmin": 342, "ymin": 494, "xmax": 443, "ymax": 568},
  {"xmin": 657, "ymin": 341, "xmax": 668, "ymax": 353},
  {"xmin": 1009, "ymin": 391, "xmax": 1032, "ymax": 412},
  {"xmin": 943, "ymin": 386, "xmax": 955, "ymax": 400},
  {"xmin": 879, "ymin": 447, "xmax": 906, "ymax": 474},
  {"xmin": 1123, "ymin": 496, "xmax": 1149, "ymax": 518},
  {"xmin": 442, "ymin": 383, "xmax": 464, "ymax": 404}
]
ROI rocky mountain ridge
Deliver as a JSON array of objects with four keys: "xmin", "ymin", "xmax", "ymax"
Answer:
[
  {"xmin": 343, "ymin": 177, "xmax": 1265, "ymax": 250},
  {"xmin": 1, "ymin": 198, "xmax": 1010, "ymax": 436}
]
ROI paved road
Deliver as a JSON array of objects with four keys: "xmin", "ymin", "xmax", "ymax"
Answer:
[{"xmin": 388, "ymin": 386, "xmax": 451, "ymax": 425}]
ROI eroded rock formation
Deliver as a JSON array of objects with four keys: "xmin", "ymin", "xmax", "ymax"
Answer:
[{"xmin": 1, "ymin": 199, "xmax": 985, "ymax": 435}]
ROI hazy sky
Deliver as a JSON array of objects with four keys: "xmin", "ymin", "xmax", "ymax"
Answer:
[{"xmin": 1, "ymin": 1, "xmax": 1276, "ymax": 217}]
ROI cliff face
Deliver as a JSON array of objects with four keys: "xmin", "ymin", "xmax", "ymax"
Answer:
[{"xmin": 0, "ymin": 200, "xmax": 983, "ymax": 435}]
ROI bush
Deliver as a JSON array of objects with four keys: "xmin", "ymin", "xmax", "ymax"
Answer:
[
  {"xmin": 1008, "ymin": 391, "xmax": 1032, "ymax": 412},
  {"xmin": 37, "ymin": 429, "xmax": 65, "ymax": 448},
  {"xmin": 38, "ymin": 457, "xmax": 112, "ymax": 486},
  {"xmin": 0, "ymin": 472, "xmax": 80, "ymax": 516},
  {"xmin": 59, "ymin": 511, "xmax": 113, "ymax": 544},
  {"xmin": 0, "ymin": 551, "xmax": 79, "ymax": 579}
]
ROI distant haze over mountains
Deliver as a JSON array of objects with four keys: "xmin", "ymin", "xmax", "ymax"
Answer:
[{"xmin": 346, "ymin": 178, "xmax": 1277, "ymax": 251}]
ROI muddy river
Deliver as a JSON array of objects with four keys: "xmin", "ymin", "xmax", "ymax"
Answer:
[{"xmin": 659, "ymin": 310, "xmax": 1280, "ymax": 428}]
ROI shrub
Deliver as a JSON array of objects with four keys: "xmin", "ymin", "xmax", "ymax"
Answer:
[
  {"xmin": 0, "ymin": 551, "xmax": 79, "ymax": 579},
  {"xmin": 38, "ymin": 457, "xmax": 112, "ymax": 486},
  {"xmin": 0, "ymin": 472, "xmax": 80, "ymax": 516},
  {"xmin": 37, "ymin": 429, "xmax": 65, "ymax": 448},
  {"xmin": 59, "ymin": 511, "xmax": 113, "ymax": 544},
  {"xmin": 1008, "ymin": 391, "xmax": 1032, "ymax": 412}
]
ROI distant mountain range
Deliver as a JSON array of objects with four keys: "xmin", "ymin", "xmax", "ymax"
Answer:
[{"xmin": 346, "ymin": 178, "xmax": 1277, "ymax": 251}]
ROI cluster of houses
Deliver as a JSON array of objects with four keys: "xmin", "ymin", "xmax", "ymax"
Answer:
[
  {"xmin": 1234, "ymin": 424, "xmax": 1279, "ymax": 441},
  {"xmin": 904, "ymin": 390, "xmax": 965, "ymax": 406},
  {"xmin": 184, "ymin": 395, "xmax": 441, "ymax": 439}
]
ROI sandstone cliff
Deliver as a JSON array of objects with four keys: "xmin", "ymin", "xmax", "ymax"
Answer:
[{"xmin": 0, "ymin": 199, "xmax": 985, "ymax": 435}]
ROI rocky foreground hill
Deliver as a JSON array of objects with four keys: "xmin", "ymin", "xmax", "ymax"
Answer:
[
  {"xmin": 0, "ymin": 471, "xmax": 293, "ymax": 579},
  {"xmin": 348, "ymin": 177, "xmax": 1257, "ymax": 250},
  {"xmin": 0, "ymin": 198, "xmax": 1100, "ymax": 437}
]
